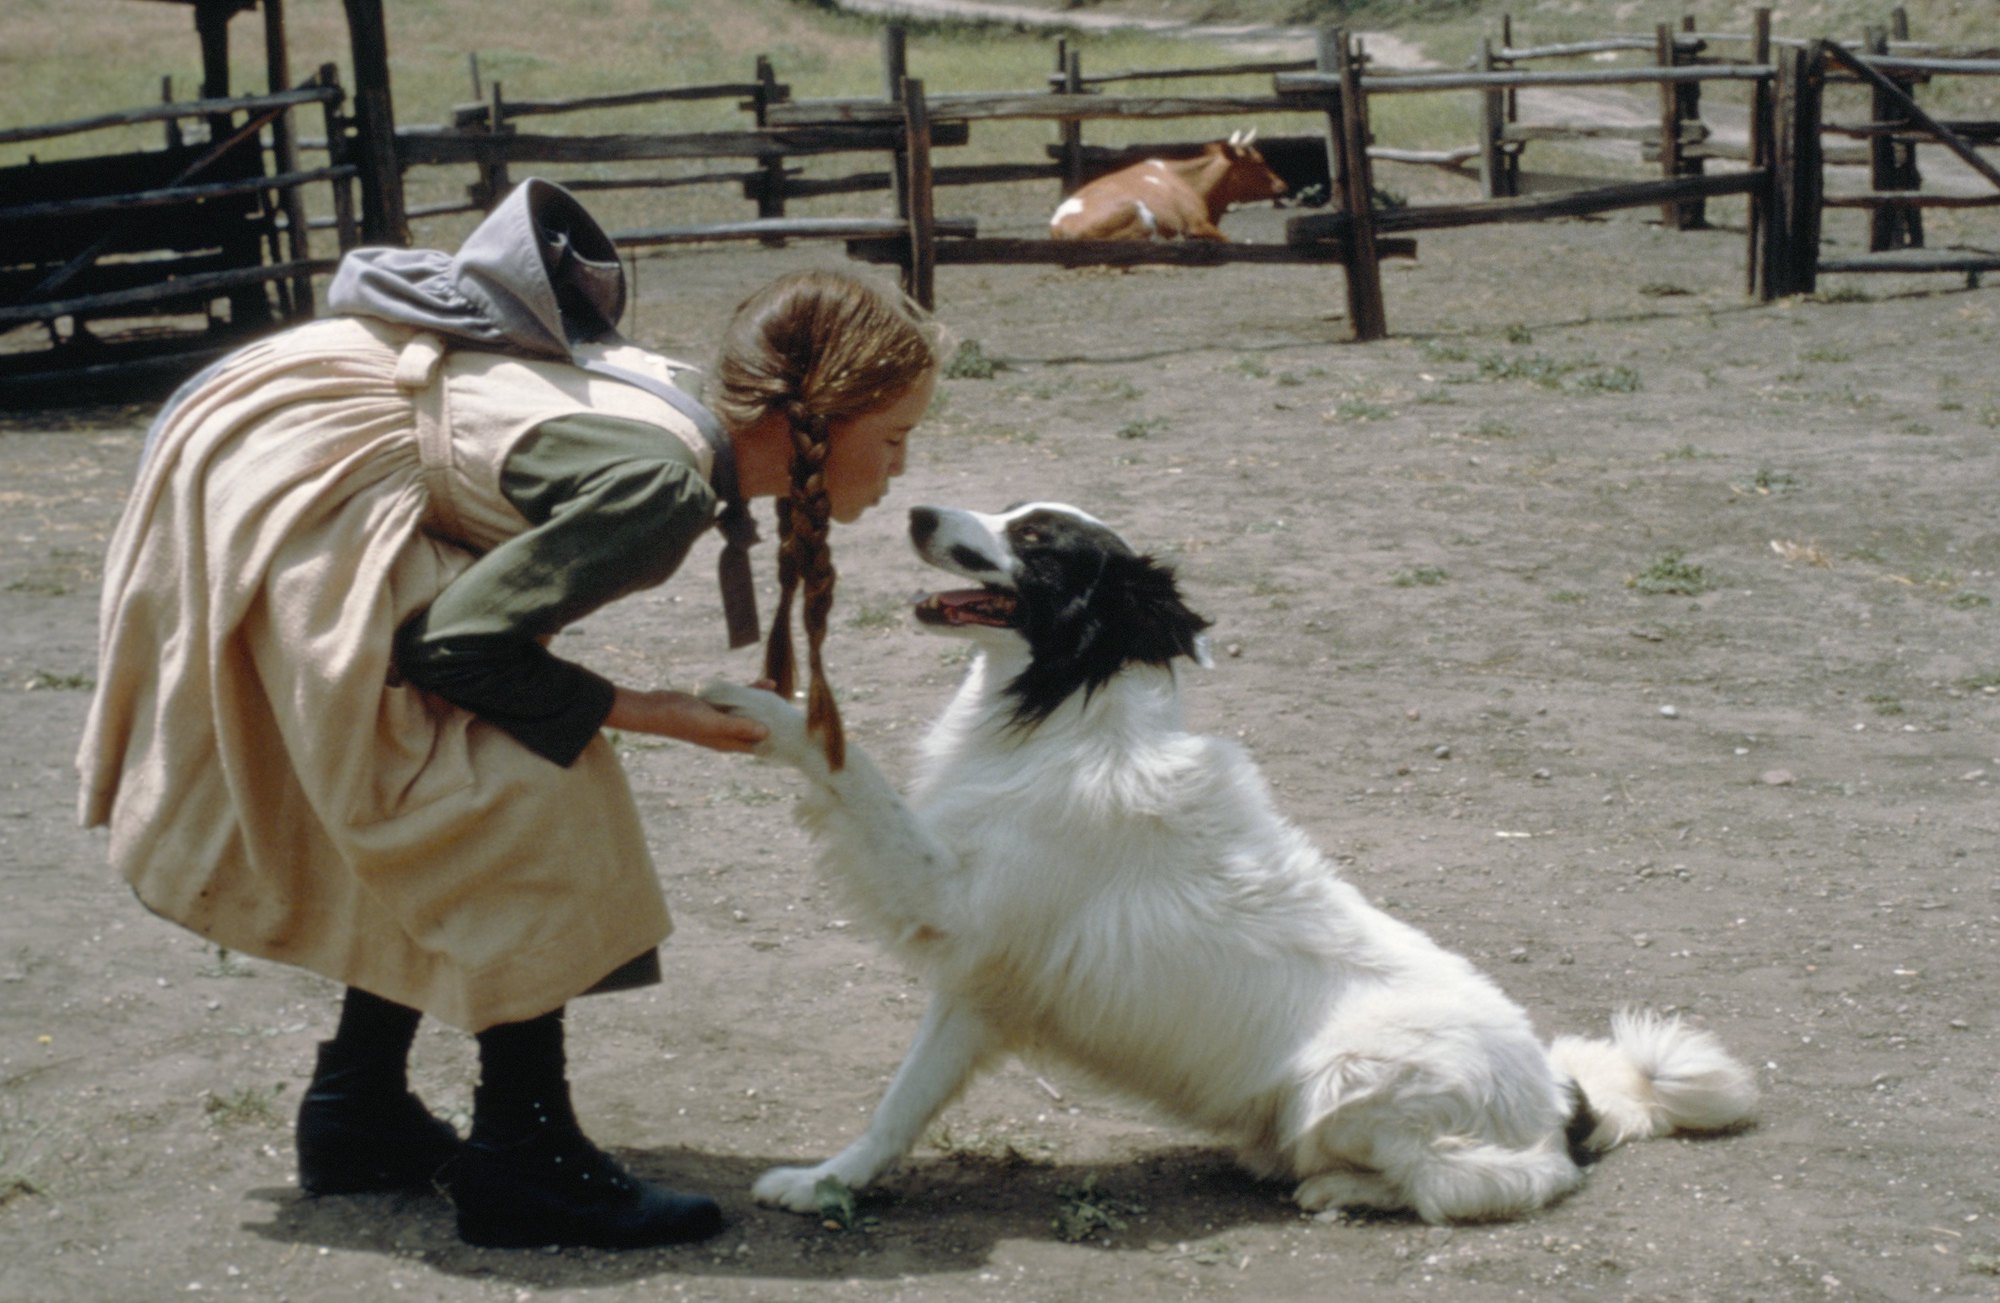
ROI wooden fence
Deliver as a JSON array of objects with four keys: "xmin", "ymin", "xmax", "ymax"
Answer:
[
  {"xmin": 7, "ymin": 7, "xmax": 1997, "ymax": 402},
  {"xmin": 0, "ymin": 70, "xmax": 357, "ymax": 400},
  {"xmin": 356, "ymin": 11, "xmax": 1997, "ymax": 341}
]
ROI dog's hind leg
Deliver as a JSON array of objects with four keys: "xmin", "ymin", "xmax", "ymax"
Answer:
[{"xmin": 753, "ymin": 995, "xmax": 998, "ymax": 1213}]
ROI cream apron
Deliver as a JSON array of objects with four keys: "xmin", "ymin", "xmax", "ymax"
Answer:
[{"xmin": 77, "ymin": 315, "xmax": 708, "ymax": 1031}]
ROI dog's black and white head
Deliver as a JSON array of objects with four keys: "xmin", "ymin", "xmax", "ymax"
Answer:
[{"xmin": 908, "ymin": 503, "xmax": 1212, "ymax": 726}]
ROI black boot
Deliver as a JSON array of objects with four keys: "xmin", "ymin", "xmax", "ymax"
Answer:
[
  {"xmin": 447, "ymin": 1008, "xmax": 723, "ymax": 1249},
  {"xmin": 296, "ymin": 1042, "xmax": 462, "ymax": 1195},
  {"xmin": 296, "ymin": 988, "xmax": 460, "ymax": 1195}
]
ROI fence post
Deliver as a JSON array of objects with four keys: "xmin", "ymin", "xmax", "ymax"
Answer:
[
  {"xmin": 1477, "ymin": 37, "xmax": 1506, "ymax": 200},
  {"xmin": 1059, "ymin": 47, "xmax": 1085, "ymax": 195},
  {"xmin": 1746, "ymin": 7, "xmax": 1772, "ymax": 296},
  {"xmin": 318, "ymin": 63, "xmax": 359, "ymax": 252},
  {"xmin": 342, "ymin": 0, "xmax": 408, "ymax": 246},
  {"xmin": 1500, "ymin": 13, "xmax": 1519, "ymax": 193},
  {"xmin": 475, "ymin": 82, "xmax": 512, "ymax": 213},
  {"xmin": 262, "ymin": 0, "xmax": 314, "ymax": 319},
  {"xmin": 882, "ymin": 26, "xmax": 910, "ymax": 221},
  {"xmin": 1654, "ymin": 22, "xmax": 1706, "ymax": 229},
  {"xmin": 1865, "ymin": 25, "xmax": 1923, "ymax": 250},
  {"xmin": 1679, "ymin": 15, "xmax": 1707, "ymax": 228},
  {"xmin": 753, "ymin": 55, "xmax": 788, "ymax": 248},
  {"xmin": 1769, "ymin": 41, "xmax": 1824, "ymax": 298},
  {"xmin": 1321, "ymin": 27, "xmax": 1386, "ymax": 341},
  {"xmin": 898, "ymin": 76, "xmax": 936, "ymax": 311}
]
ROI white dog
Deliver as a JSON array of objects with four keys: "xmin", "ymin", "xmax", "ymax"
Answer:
[{"xmin": 703, "ymin": 502, "xmax": 1756, "ymax": 1224}]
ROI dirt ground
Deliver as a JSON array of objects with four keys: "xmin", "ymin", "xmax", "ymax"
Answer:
[{"xmin": 5, "ymin": 168, "xmax": 2000, "ymax": 1303}]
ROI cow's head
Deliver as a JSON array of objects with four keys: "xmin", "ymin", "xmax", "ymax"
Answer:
[{"xmin": 1208, "ymin": 128, "xmax": 1288, "ymax": 208}]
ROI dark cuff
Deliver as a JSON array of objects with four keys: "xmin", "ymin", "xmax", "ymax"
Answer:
[{"xmin": 394, "ymin": 616, "xmax": 618, "ymax": 767}]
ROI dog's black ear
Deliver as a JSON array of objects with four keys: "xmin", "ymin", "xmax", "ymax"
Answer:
[
  {"xmin": 1110, "ymin": 552, "xmax": 1212, "ymax": 666},
  {"xmin": 1005, "ymin": 545, "xmax": 1212, "ymax": 728}
]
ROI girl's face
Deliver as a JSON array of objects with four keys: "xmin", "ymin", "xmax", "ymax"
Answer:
[{"xmin": 822, "ymin": 368, "xmax": 936, "ymax": 524}]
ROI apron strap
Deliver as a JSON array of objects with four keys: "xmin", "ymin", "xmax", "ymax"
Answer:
[{"xmin": 396, "ymin": 332, "xmax": 469, "ymax": 546}]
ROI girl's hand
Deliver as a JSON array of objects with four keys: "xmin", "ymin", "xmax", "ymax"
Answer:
[{"xmin": 605, "ymin": 687, "xmax": 770, "ymax": 753}]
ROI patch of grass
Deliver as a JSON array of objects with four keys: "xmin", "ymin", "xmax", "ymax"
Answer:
[
  {"xmin": 1329, "ymin": 399, "xmax": 1393, "ymax": 422},
  {"xmin": 1115, "ymin": 416, "xmax": 1167, "ymax": 440},
  {"xmin": 24, "ymin": 670, "xmax": 94, "ymax": 692},
  {"xmin": 1392, "ymin": 565, "xmax": 1449, "ymax": 588},
  {"xmin": 1949, "ymin": 592, "xmax": 1991, "ymax": 609},
  {"xmin": 1573, "ymin": 364, "xmax": 1642, "ymax": 394},
  {"xmin": 1052, "ymin": 1175, "xmax": 1145, "ymax": 1244},
  {"xmin": 1473, "ymin": 351, "xmax": 1576, "ymax": 388},
  {"xmin": 5, "ymin": 577, "xmax": 68, "ymax": 596},
  {"xmin": 943, "ymin": 338, "xmax": 1005, "ymax": 380},
  {"xmin": 1864, "ymin": 693, "xmax": 1904, "ymax": 716},
  {"xmin": 1664, "ymin": 443, "xmax": 1714, "ymax": 461},
  {"xmin": 1502, "ymin": 322, "xmax": 1533, "ymax": 345},
  {"xmin": 202, "ymin": 1083, "xmax": 286, "ymax": 1127},
  {"xmin": 928, "ymin": 1122, "xmax": 1055, "ymax": 1169},
  {"xmin": 1802, "ymin": 345, "xmax": 1852, "ymax": 364},
  {"xmin": 812, "ymin": 1175, "xmax": 878, "ymax": 1232},
  {"xmin": 1096, "ymin": 377, "xmax": 1140, "ymax": 402},
  {"xmin": 848, "ymin": 601, "xmax": 907, "ymax": 631},
  {"xmin": 1550, "ymin": 590, "xmax": 1587, "ymax": 604},
  {"xmin": 1807, "ymin": 286, "xmax": 1875, "ymax": 305},
  {"xmin": 1638, "ymin": 282, "xmax": 1692, "ymax": 297},
  {"xmin": 0, "ymin": 1173, "xmax": 41, "ymax": 1208},
  {"xmin": 1628, "ymin": 550, "xmax": 1712, "ymax": 596},
  {"xmin": 1738, "ymin": 467, "xmax": 1798, "ymax": 495},
  {"xmin": 1233, "ymin": 356, "xmax": 1270, "ymax": 379}
]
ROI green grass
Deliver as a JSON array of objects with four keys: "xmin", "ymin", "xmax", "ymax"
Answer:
[
  {"xmin": 201, "ymin": 1083, "xmax": 286, "ymax": 1127},
  {"xmin": 942, "ymin": 338, "xmax": 1005, "ymax": 380},
  {"xmin": 1628, "ymin": 550, "xmax": 1712, "ymax": 596}
]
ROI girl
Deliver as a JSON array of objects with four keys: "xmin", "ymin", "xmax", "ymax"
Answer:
[{"xmin": 76, "ymin": 180, "xmax": 940, "ymax": 1249}]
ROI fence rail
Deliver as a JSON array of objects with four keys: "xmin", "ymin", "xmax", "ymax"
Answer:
[{"xmin": 7, "ymin": 5, "xmax": 1996, "ymax": 400}]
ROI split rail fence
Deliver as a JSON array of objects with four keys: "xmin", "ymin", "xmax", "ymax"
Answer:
[
  {"xmin": 308, "ymin": 9, "xmax": 2000, "ymax": 340},
  {"xmin": 6, "ymin": 6, "xmax": 1997, "ymax": 401}
]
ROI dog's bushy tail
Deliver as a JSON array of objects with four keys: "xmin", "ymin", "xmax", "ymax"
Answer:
[{"xmin": 1549, "ymin": 1009, "xmax": 1758, "ymax": 1154}]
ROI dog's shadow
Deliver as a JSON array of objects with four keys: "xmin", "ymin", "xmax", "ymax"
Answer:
[{"xmin": 243, "ymin": 1143, "xmax": 1327, "ymax": 1285}]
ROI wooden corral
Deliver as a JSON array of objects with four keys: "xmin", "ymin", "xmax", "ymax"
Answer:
[
  {"xmin": 8, "ymin": 5, "xmax": 1998, "ymax": 405},
  {"xmin": 0, "ymin": 0, "xmax": 359, "ymax": 404}
]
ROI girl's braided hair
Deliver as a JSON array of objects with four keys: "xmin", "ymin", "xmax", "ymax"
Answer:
[{"xmin": 711, "ymin": 269, "xmax": 939, "ymax": 770}]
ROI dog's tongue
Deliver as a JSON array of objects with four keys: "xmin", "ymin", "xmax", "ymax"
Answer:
[{"xmin": 917, "ymin": 589, "xmax": 1014, "ymax": 627}]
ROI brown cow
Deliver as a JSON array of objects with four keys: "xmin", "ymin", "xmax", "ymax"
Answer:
[{"xmin": 1048, "ymin": 129, "xmax": 1288, "ymax": 242}]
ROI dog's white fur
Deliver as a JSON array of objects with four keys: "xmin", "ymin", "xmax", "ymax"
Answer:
[{"xmin": 703, "ymin": 503, "xmax": 1755, "ymax": 1223}]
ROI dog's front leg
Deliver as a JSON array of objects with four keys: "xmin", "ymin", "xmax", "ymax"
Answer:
[
  {"xmin": 754, "ymin": 994, "xmax": 997, "ymax": 1213},
  {"xmin": 703, "ymin": 680, "xmax": 961, "ymax": 936}
]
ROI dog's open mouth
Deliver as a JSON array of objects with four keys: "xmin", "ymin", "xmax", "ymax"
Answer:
[{"xmin": 914, "ymin": 588, "xmax": 1017, "ymax": 628}]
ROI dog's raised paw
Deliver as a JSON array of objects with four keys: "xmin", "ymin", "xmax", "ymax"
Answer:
[
  {"xmin": 700, "ymin": 681, "xmax": 814, "ymax": 761},
  {"xmin": 751, "ymin": 1163, "xmax": 839, "ymax": 1214}
]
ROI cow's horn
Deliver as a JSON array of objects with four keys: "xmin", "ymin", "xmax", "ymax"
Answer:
[
  {"xmin": 1242, "ymin": 126, "xmax": 1258, "ymax": 146},
  {"xmin": 1227, "ymin": 128, "xmax": 1245, "ymax": 147}
]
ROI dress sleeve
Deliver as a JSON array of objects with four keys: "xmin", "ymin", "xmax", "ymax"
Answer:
[{"xmin": 394, "ymin": 412, "xmax": 717, "ymax": 766}]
